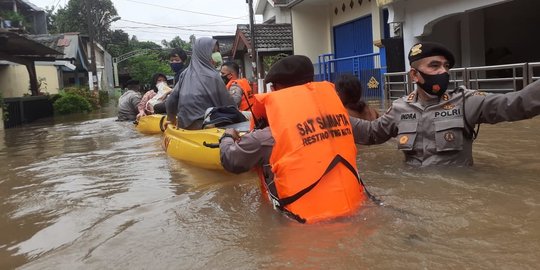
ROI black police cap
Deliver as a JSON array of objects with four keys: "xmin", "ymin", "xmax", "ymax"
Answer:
[
  {"xmin": 408, "ymin": 42, "xmax": 455, "ymax": 68},
  {"xmin": 264, "ymin": 55, "xmax": 314, "ymax": 87}
]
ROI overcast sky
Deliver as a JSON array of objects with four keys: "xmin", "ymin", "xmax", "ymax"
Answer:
[{"xmin": 29, "ymin": 0, "xmax": 261, "ymax": 43}]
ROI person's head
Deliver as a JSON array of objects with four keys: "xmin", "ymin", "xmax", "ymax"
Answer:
[
  {"xmin": 123, "ymin": 79, "xmax": 141, "ymax": 91},
  {"xmin": 169, "ymin": 48, "xmax": 188, "ymax": 73},
  {"xmin": 150, "ymin": 73, "xmax": 167, "ymax": 92},
  {"xmin": 220, "ymin": 61, "xmax": 239, "ymax": 85},
  {"xmin": 408, "ymin": 42, "xmax": 455, "ymax": 97},
  {"xmin": 192, "ymin": 37, "xmax": 217, "ymax": 69},
  {"xmin": 336, "ymin": 74, "xmax": 366, "ymax": 112},
  {"xmin": 264, "ymin": 55, "xmax": 314, "ymax": 91}
]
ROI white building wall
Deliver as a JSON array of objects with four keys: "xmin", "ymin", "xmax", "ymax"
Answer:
[
  {"xmin": 0, "ymin": 65, "xmax": 30, "ymax": 97},
  {"xmin": 386, "ymin": 0, "xmax": 509, "ymax": 68},
  {"xmin": 292, "ymin": 4, "xmax": 332, "ymax": 63},
  {"xmin": 292, "ymin": 0, "xmax": 383, "ymax": 64}
]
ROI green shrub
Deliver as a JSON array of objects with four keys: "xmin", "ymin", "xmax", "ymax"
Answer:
[
  {"xmin": 99, "ymin": 90, "xmax": 109, "ymax": 106},
  {"xmin": 62, "ymin": 87, "xmax": 100, "ymax": 109},
  {"xmin": 53, "ymin": 93, "xmax": 92, "ymax": 114}
]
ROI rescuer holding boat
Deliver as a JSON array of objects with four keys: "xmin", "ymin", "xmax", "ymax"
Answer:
[{"xmin": 219, "ymin": 55, "xmax": 369, "ymax": 223}]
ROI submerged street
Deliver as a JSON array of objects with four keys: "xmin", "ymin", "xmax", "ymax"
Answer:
[{"xmin": 0, "ymin": 108, "xmax": 539, "ymax": 269}]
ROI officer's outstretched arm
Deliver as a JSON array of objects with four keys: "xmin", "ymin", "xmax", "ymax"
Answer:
[
  {"xmin": 350, "ymin": 113, "xmax": 397, "ymax": 145},
  {"xmin": 472, "ymin": 79, "xmax": 540, "ymax": 124}
]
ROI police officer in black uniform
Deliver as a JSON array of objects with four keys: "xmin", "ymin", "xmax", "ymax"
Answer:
[{"xmin": 351, "ymin": 42, "xmax": 540, "ymax": 166}]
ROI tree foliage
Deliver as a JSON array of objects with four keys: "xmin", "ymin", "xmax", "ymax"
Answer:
[
  {"xmin": 50, "ymin": 0, "xmax": 118, "ymax": 44},
  {"xmin": 161, "ymin": 36, "xmax": 192, "ymax": 51},
  {"xmin": 128, "ymin": 53, "xmax": 172, "ymax": 86}
]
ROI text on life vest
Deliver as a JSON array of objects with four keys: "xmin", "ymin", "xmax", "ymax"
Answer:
[{"xmin": 296, "ymin": 114, "xmax": 351, "ymax": 146}]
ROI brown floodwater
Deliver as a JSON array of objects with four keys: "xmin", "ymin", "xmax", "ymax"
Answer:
[{"xmin": 1, "ymin": 107, "xmax": 539, "ymax": 269}]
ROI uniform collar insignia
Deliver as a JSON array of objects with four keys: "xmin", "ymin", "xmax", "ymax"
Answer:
[{"xmin": 442, "ymin": 94, "xmax": 449, "ymax": 101}]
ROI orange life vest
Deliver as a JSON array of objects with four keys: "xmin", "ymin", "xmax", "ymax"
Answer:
[
  {"xmin": 251, "ymin": 81, "xmax": 367, "ymax": 223},
  {"xmin": 227, "ymin": 78, "xmax": 255, "ymax": 111}
]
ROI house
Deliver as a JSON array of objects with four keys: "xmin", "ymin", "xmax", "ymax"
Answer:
[
  {"xmin": 29, "ymin": 33, "xmax": 115, "ymax": 94},
  {"xmin": 231, "ymin": 23, "xmax": 293, "ymax": 84},
  {"xmin": 380, "ymin": 0, "xmax": 540, "ymax": 68},
  {"xmin": 81, "ymin": 35, "xmax": 115, "ymax": 92},
  {"xmin": 255, "ymin": 0, "xmax": 292, "ymax": 24},
  {"xmin": 0, "ymin": 29, "xmax": 62, "ymax": 129},
  {"xmin": 258, "ymin": 0, "xmax": 540, "ymax": 71},
  {"xmin": 28, "ymin": 33, "xmax": 90, "ymax": 94},
  {"xmin": 0, "ymin": 0, "xmax": 48, "ymax": 34}
]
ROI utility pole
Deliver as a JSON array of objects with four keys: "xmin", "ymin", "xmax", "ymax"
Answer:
[
  {"xmin": 247, "ymin": 0, "xmax": 258, "ymax": 80},
  {"xmin": 85, "ymin": 0, "xmax": 98, "ymax": 91}
]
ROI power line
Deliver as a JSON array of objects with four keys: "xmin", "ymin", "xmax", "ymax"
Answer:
[
  {"xmin": 119, "ymin": 0, "xmax": 246, "ymax": 19},
  {"xmin": 112, "ymin": 26, "xmax": 233, "ymax": 35},
  {"xmin": 117, "ymin": 19, "xmax": 234, "ymax": 34}
]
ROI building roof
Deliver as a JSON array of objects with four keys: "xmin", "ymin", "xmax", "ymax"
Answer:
[
  {"xmin": 232, "ymin": 23, "xmax": 292, "ymax": 58},
  {"xmin": 0, "ymin": 0, "xmax": 44, "ymax": 12},
  {"xmin": 0, "ymin": 30, "xmax": 61, "ymax": 61},
  {"xmin": 28, "ymin": 33, "xmax": 89, "ymax": 71}
]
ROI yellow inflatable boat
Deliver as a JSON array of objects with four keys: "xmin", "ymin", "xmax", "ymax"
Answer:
[
  {"xmin": 135, "ymin": 114, "xmax": 165, "ymax": 134},
  {"xmin": 162, "ymin": 127, "xmax": 224, "ymax": 170}
]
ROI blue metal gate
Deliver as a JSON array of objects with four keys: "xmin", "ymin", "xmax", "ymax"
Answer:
[
  {"xmin": 333, "ymin": 15, "xmax": 373, "ymax": 75},
  {"xmin": 317, "ymin": 51, "xmax": 386, "ymax": 104}
]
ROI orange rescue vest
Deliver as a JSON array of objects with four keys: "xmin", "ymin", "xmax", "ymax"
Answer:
[
  {"xmin": 227, "ymin": 78, "xmax": 255, "ymax": 111},
  {"xmin": 251, "ymin": 81, "xmax": 367, "ymax": 223}
]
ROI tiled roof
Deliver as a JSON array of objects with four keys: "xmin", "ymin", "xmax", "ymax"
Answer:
[
  {"xmin": 27, "ymin": 33, "xmax": 82, "ymax": 60},
  {"xmin": 237, "ymin": 23, "xmax": 292, "ymax": 50},
  {"xmin": 27, "ymin": 34, "xmax": 65, "ymax": 54}
]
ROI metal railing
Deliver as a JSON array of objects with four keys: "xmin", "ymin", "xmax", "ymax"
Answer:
[
  {"xmin": 3, "ymin": 96, "xmax": 54, "ymax": 128},
  {"xmin": 385, "ymin": 62, "xmax": 537, "ymax": 100},
  {"xmin": 316, "ymin": 51, "xmax": 386, "ymax": 110},
  {"xmin": 529, "ymin": 62, "xmax": 540, "ymax": 84}
]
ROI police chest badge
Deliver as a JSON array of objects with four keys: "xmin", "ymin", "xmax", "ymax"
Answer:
[{"xmin": 444, "ymin": 132, "xmax": 455, "ymax": 142}]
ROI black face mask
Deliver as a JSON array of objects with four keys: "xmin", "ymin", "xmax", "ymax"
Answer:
[
  {"xmin": 170, "ymin": 62, "xmax": 184, "ymax": 73},
  {"xmin": 416, "ymin": 70, "xmax": 450, "ymax": 97},
  {"xmin": 221, "ymin": 75, "xmax": 231, "ymax": 85}
]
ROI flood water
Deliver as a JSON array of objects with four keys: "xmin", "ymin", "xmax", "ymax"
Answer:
[{"xmin": 1, "ymin": 107, "xmax": 539, "ymax": 269}]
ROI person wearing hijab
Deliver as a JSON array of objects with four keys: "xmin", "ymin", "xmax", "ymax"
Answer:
[{"xmin": 165, "ymin": 37, "xmax": 236, "ymax": 130}]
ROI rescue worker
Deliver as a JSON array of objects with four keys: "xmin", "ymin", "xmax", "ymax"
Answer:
[
  {"xmin": 350, "ymin": 41, "xmax": 540, "ymax": 166},
  {"xmin": 220, "ymin": 61, "xmax": 255, "ymax": 111},
  {"xmin": 219, "ymin": 55, "xmax": 368, "ymax": 223}
]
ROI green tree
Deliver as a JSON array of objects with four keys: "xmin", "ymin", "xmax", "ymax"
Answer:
[
  {"xmin": 53, "ymin": 0, "xmax": 118, "ymax": 44},
  {"xmin": 106, "ymin": 29, "xmax": 130, "ymax": 57},
  {"xmin": 128, "ymin": 53, "xmax": 171, "ymax": 85},
  {"xmin": 161, "ymin": 36, "xmax": 192, "ymax": 51}
]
